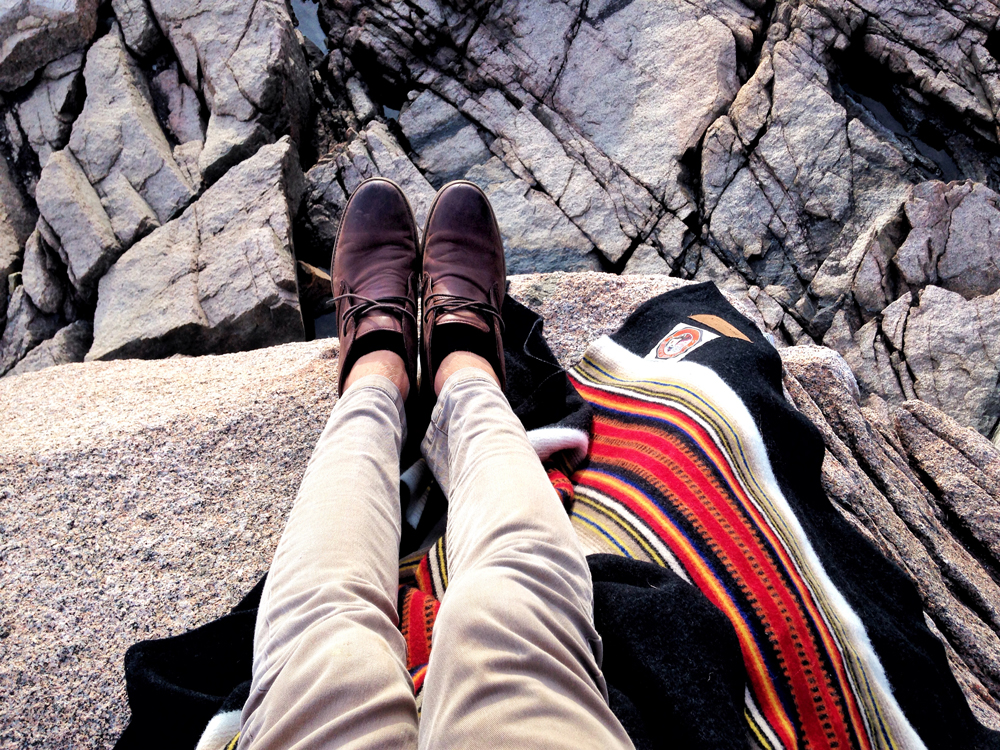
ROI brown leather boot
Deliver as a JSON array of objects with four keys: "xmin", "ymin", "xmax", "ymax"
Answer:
[
  {"xmin": 421, "ymin": 180, "xmax": 506, "ymax": 393},
  {"xmin": 331, "ymin": 178, "xmax": 420, "ymax": 400}
]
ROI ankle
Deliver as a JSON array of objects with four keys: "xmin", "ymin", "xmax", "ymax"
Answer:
[
  {"xmin": 434, "ymin": 351, "xmax": 499, "ymax": 395},
  {"xmin": 344, "ymin": 350, "xmax": 410, "ymax": 400}
]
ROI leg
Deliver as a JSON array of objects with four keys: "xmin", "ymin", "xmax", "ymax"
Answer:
[
  {"xmin": 239, "ymin": 367, "xmax": 418, "ymax": 750},
  {"xmin": 417, "ymin": 365, "xmax": 634, "ymax": 750}
]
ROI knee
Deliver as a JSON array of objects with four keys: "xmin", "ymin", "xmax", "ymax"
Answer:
[
  {"xmin": 451, "ymin": 532, "xmax": 594, "ymax": 608},
  {"xmin": 435, "ymin": 565, "xmax": 594, "ymax": 653}
]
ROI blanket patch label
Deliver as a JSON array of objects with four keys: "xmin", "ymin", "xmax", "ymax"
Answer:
[{"xmin": 646, "ymin": 323, "xmax": 719, "ymax": 362}]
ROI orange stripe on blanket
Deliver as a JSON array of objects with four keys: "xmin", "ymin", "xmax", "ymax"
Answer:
[
  {"xmin": 572, "ymin": 377, "xmax": 871, "ymax": 749},
  {"xmin": 579, "ymin": 466, "xmax": 798, "ymax": 748},
  {"xmin": 575, "ymin": 373, "xmax": 872, "ymax": 748}
]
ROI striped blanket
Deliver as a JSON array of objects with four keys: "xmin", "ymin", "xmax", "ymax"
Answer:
[
  {"xmin": 564, "ymin": 337, "xmax": 916, "ymax": 749},
  {"xmin": 395, "ymin": 283, "xmax": 993, "ymax": 750},
  {"xmin": 117, "ymin": 283, "xmax": 996, "ymax": 750}
]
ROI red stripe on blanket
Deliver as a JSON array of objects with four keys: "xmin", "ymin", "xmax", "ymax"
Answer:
[
  {"xmin": 571, "ymin": 379, "xmax": 870, "ymax": 750},
  {"xmin": 399, "ymin": 586, "xmax": 440, "ymax": 674}
]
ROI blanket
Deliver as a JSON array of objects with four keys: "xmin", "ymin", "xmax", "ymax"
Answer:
[{"xmin": 114, "ymin": 284, "xmax": 998, "ymax": 750}]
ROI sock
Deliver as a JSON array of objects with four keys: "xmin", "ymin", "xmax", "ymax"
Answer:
[
  {"xmin": 431, "ymin": 323, "xmax": 500, "ymax": 377},
  {"xmin": 343, "ymin": 330, "xmax": 407, "ymax": 383}
]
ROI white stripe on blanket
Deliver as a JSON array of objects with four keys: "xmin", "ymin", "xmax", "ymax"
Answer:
[{"xmin": 195, "ymin": 709, "xmax": 241, "ymax": 750}]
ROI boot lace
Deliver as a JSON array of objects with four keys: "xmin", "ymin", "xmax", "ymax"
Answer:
[
  {"xmin": 333, "ymin": 292, "xmax": 416, "ymax": 329},
  {"xmin": 423, "ymin": 292, "xmax": 504, "ymax": 333}
]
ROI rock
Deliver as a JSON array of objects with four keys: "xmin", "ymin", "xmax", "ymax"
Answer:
[
  {"xmin": 199, "ymin": 116, "xmax": 271, "ymax": 185},
  {"xmin": 112, "ymin": 0, "xmax": 1000, "ymax": 371},
  {"xmin": 896, "ymin": 181, "xmax": 1000, "ymax": 300},
  {"xmin": 903, "ymin": 399, "xmax": 1000, "ymax": 481},
  {"xmin": 298, "ymin": 121, "xmax": 437, "ymax": 267},
  {"xmin": 729, "ymin": 54, "xmax": 773, "ymax": 144},
  {"xmin": 0, "ymin": 337, "xmax": 344, "ymax": 747},
  {"xmin": 150, "ymin": 65, "xmax": 205, "ymax": 146},
  {"xmin": 707, "ymin": 29, "xmax": 869, "ymax": 311},
  {"xmin": 622, "ymin": 243, "xmax": 669, "ymax": 274},
  {"xmin": 297, "ymin": 260, "xmax": 332, "ymax": 318},
  {"xmin": 749, "ymin": 285, "xmax": 794, "ymax": 343},
  {"xmin": 299, "ymin": 155, "xmax": 348, "ymax": 268},
  {"xmin": 471, "ymin": 91, "xmax": 634, "ymax": 263},
  {"xmin": 903, "ymin": 286, "xmax": 1000, "ymax": 436},
  {"xmin": 87, "ymin": 137, "xmax": 306, "ymax": 361},
  {"xmin": 757, "ymin": 40, "xmax": 851, "ymax": 224},
  {"xmin": 842, "ymin": 293, "xmax": 917, "ymax": 408},
  {"xmin": 709, "ymin": 162, "xmax": 789, "ymax": 264},
  {"xmin": 894, "ymin": 403, "xmax": 1000, "ymax": 565},
  {"xmin": 506, "ymin": 273, "xmax": 768, "ymax": 367},
  {"xmin": 810, "ymin": 197, "xmax": 911, "ymax": 323},
  {"xmin": 68, "ymin": 27, "xmax": 197, "ymax": 248},
  {"xmin": 171, "ymin": 139, "xmax": 204, "ymax": 194},
  {"xmin": 298, "ymin": 75, "xmax": 664, "ymax": 271},
  {"xmin": 14, "ymin": 52, "xmax": 84, "ymax": 167},
  {"xmin": 0, "ymin": 286, "xmax": 62, "ymax": 374},
  {"xmin": 0, "ymin": 143, "xmax": 35, "ymax": 248},
  {"xmin": 8, "ymin": 320, "xmax": 92, "ymax": 376},
  {"xmin": 689, "ymin": 245, "xmax": 750, "ymax": 298},
  {"xmin": 619, "ymin": 212, "xmax": 691, "ymax": 277},
  {"xmin": 506, "ymin": 273, "xmax": 690, "ymax": 365},
  {"xmin": 3, "ymin": 109, "xmax": 31, "ymax": 185},
  {"xmin": 701, "ymin": 116, "xmax": 744, "ymax": 216},
  {"xmin": 465, "ymin": 157, "xmax": 601, "ymax": 273},
  {"xmin": 148, "ymin": 0, "xmax": 311, "ymax": 182},
  {"xmin": 345, "ymin": 76, "xmax": 376, "ymax": 125},
  {"xmin": 21, "ymin": 226, "xmax": 67, "ymax": 315},
  {"xmin": 0, "ymin": 262, "xmax": 12, "ymax": 329},
  {"xmin": 316, "ymin": 0, "xmax": 1000, "ymax": 446},
  {"xmin": 111, "ymin": 0, "xmax": 162, "ymax": 57},
  {"xmin": 0, "ymin": 0, "xmax": 97, "ymax": 91},
  {"xmin": 399, "ymin": 89, "xmax": 491, "ymax": 188},
  {"xmin": 298, "ymin": 50, "xmax": 361, "ymax": 167},
  {"xmin": 831, "ymin": 282, "xmax": 1000, "ymax": 438},
  {"xmin": 329, "ymin": 0, "xmax": 740, "ymax": 266},
  {"xmin": 355, "ymin": 122, "xmax": 437, "ymax": 228},
  {"xmin": 781, "ymin": 344, "xmax": 861, "ymax": 402},
  {"xmin": 35, "ymin": 149, "xmax": 121, "ymax": 295},
  {"xmin": 336, "ymin": 122, "xmax": 436, "ymax": 223},
  {"xmin": 0, "ymin": 150, "xmax": 33, "ymax": 318},
  {"xmin": 548, "ymin": 6, "xmax": 738, "ymax": 205},
  {"xmin": 453, "ymin": 0, "xmax": 746, "ymax": 229},
  {"xmin": 697, "ymin": 0, "xmax": 1000, "ymax": 414},
  {"xmin": 643, "ymin": 213, "xmax": 691, "ymax": 271}
]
